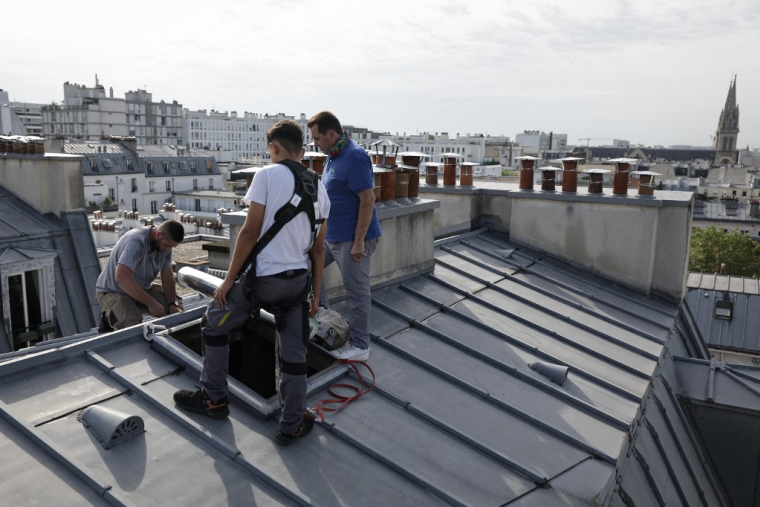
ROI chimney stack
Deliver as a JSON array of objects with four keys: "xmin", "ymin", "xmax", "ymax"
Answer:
[
  {"xmin": 583, "ymin": 169, "xmax": 610, "ymax": 194},
  {"xmin": 560, "ymin": 157, "xmax": 583, "ymax": 193},
  {"xmin": 610, "ymin": 158, "xmax": 639, "ymax": 196},
  {"xmin": 517, "ymin": 156, "xmax": 538, "ymax": 190}
]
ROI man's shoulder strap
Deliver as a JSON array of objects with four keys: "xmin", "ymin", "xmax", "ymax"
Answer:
[{"xmin": 240, "ymin": 160, "xmax": 322, "ymax": 277}]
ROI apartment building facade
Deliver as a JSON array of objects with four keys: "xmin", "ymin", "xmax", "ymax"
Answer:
[
  {"xmin": 41, "ymin": 80, "xmax": 183, "ymax": 145},
  {"xmin": 183, "ymin": 110, "xmax": 311, "ymax": 163}
]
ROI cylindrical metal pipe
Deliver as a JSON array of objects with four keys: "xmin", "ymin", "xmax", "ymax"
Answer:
[
  {"xmin": 518, "ymin": 159, "xmax": 535, "ymax": 190},
  {"xmin": 460, "ymin": 164, "xmax": 473, "ymax": 186},
  {"xmin": 408, "ymin": 170, "xmax": 420, "ymax": 198},
  {"xmin": 381, "ymin": 170, "xmax": 396, "ymax": 201},
  {"xmin": 561, "ymin": 159, "xmax": 578, "ymax": 193},
  {"xmin": 395, "ymin": 170, "xmax": 410, "ymax": 199},
  {"xmin": 443, "ymin": 164, "xmax": 456, "ymax": 186},
  {"xmin": 588, "ymin": 173, "xmax": 604, "ymax": 194},
  {"xmin": 426, "ymin": 164, "xmax": 439, "ymax": 185},
  {"xmin": 541, "ymin": 169, "xmax": 556, "ymax": 191},
  {"xmin": 613, "ymin": 172, "xmax": 629, "ymax": 195},
  {"xmin": 613, "ymin": 162, "xmax": 630, "ymax": 196}
]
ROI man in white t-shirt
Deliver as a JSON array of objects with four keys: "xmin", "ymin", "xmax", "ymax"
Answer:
[{"xmin": 174, "ymin": 119, "xmax": 330, "ymax": 446}]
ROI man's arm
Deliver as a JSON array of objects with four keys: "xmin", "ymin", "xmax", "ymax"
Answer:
[
  {"xmin": 160, "ymin": 267, "xmax": 182, "ymax": 313},
  {"xmin": 351, "ymin": 188, "xmax": 375, "ymax": 260},
  {"xmin": 309, "ymin": 220, "xmax": 328, "ymax": 317},
  {"xmin": 214, "ymin": 202, "xmax": 265, "ymax": 307},
  {"xmin": 115, "ymin": 264, "xmax": 166, "ymax": 317}
]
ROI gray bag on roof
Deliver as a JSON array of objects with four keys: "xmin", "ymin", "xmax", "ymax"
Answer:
[{"xmin": 314, "ymin": 307, "xmax": 350, "ymax": 350}]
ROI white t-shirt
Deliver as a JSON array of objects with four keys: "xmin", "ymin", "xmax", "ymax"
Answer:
[{"xmin": 244, "ymin": 163, "xmax": 331, "ymax": 277}]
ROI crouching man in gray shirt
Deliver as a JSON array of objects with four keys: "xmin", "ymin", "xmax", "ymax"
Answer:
[{"xmin": 96, "ymin": 220, "xmax": 185, "ymax": 330}]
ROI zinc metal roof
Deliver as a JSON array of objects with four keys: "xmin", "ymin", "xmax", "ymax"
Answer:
[
  {"xmin": 0, "ymin": 186, "xmax": 100, "ymax": 354},
  {"xmin": 685, "ymin": 272, "xmax": 760, "ymax": 352},
  {"xmin": 0, "ymin": 229, "xmax": 729, "ymax": 505}
]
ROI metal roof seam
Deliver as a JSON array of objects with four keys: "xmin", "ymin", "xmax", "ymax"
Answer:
[
  {"xmin": 364, "ymin": 377, "xmax": 548, "ymax": 485},
  {"xmin": 323, "ymin": 423, "xmax": 471, "ymax": 507},
  {"xmin": 658, "ymin": 375, "xmax": 729, "ymax": 507},
  {"xmin": 513, "ymin": 256, "xmax": 675, "ymax": 319},
  {"xmin": 0, "ymin": 398, "xmax": 131, "ymax": 505},
  {"xmin": 415, "ymin": 277, "xmax": 652, "ymax": 381},
  {"xmin": 460, "ymin": 240, "xmax": 673, "ymax": 335},
  {"xmin": 372, "ymin": 332, "xmax": 616, "ymax": 464},
  {"xmin": 82, "ymin": 350, "xmax": 317, "ymax": 507},
  {"xmin": 417, "ymin": 277, "xmax": 643, "ymax": 403},
  {"xmin": 395, "ymin": 285, "xmax": 632, "ymax": 431},
  {"xmin": 649, "ymin": 392, "xmax": 709, "ymax": 505},
  {"xmin": 642, "ymin": 417, "xmax": 691, "ymax": 506},
  {"xmin": 434, "ymin": 256, "xmax": 661, "ymax": 361},
  {"xmin": 631, "ymin": 446, "xmax": 667, "ymax": 506}
]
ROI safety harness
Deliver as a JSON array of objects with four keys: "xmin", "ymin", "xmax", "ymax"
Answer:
[{"xmin": 239, "ymin": 159, "xmax": 323, "ymax": 316}]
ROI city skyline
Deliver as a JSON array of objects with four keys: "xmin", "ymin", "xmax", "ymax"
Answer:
[{"xmin": 2, "ymin": 0, "xmax": 759, "ymax": 148}]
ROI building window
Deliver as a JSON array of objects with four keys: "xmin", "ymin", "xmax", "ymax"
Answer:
[
  {"xmin": 166, "ymin": 180, "xmax": 172, "ymax": 192},
  {"xmin": 2, "ymin": 258, "xmax": 56, "ymax": 351},
  {"xmin": 89, "ymin": 157, "xmax": 99, "ymax": 172},
  {"xmin": 125, "ymin": 157, "xmax": 134, "ymax": 171},
  {"xmin": 131, "ymin": 178, "xmax": 138, "ymax": 193},
  {"xmin": 162, "ymin": 161, "xmax": 169, "ymax": 173},
  {"xmin": 149, "ymin": 181, "xmax": 156, "ymax": 193},
  {"xmin": 193, "ymin": 179, "xmax": 198, "ymax": 190},
  {"xmin": 109, "ymin": 188, "xmax": 115, "ymax": 200},
  {"xmin": 180, "ymin": 161, "xmax": 187, "ymax": 172},
  {"xmin": 146, "ymin": 162, "xmax": 154, "ymax": 174},
  {"xmin": 190, "ymin": 162, "xmax": 197, "ymax": 173},
  {"xmin": 206, "ymin": 160, "xmax": 213, "ymax": 173},
  {"xmin": 209, "ymin": 178, "xmax": 214, "ymax": 190},
  {"xmin": 132, "ymin": 198, "xmax": 137, "ymax": 212},
  {"xmin": 151, "ymin": 201, "xmax": 158, "ymax": 214},
  {"xmin": 195, "ymin": 199, "xmax": 201, "ymax": 212},
  {"xmin": 102, "ymin": 159, "xmax": 112, "ymax": 169}
]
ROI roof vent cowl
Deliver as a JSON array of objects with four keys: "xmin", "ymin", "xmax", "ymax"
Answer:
[
  {"xmin": 529, "ymin": 361, "xmax": 569, "ymax": 386},
  {"xmin": 79, "ymin": 405, "xmax": 145, "ymax": 449}
]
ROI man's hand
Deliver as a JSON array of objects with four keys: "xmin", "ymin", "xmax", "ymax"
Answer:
[
  {"xmin": 309, "ymin": 297, "xmax": 319, "ymax": 317},
  {"xmin": 214, "ymin": 278, "xmax": 235, "ymax": 309},
  {"xmin": 169, "ymin": 303, "xmax": 184, "ymax": 315},
  {"xmin": 351, "ymin": 239, "xmax": 366, "ymax": 261},
  {"xmin": 148, "ymin": 299, "xmax": 167, "ymax": 318}
]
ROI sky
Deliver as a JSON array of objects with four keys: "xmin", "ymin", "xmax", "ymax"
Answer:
[{"xmin": 2, "ymin": 0, "xmax": 760, "ymax": 148}]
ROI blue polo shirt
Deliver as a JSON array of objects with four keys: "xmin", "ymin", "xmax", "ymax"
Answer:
[{"xmin": 322, "ymin": 140, "xmax": 382, "ymax": 243}]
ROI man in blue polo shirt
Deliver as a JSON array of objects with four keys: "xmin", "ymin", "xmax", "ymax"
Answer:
[{"xmin": 308, "ymin": 111, "xmax": 381, "ymax": 361}]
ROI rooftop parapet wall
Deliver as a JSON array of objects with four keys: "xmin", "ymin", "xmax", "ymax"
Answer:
[
  {"xmin": 221, "ymin": 199, "xmax": 440, "ymax": 300},
  {"xmin": 420, "ymin": 181, "xmax": 694, "ymax": 301},
  {"xmin": 509, "ymin": 190, "xmax": 694, "ymax": 302},
  {"xmin": 0, "ymin": 153, "xmax": 85, "ymax": 216}
]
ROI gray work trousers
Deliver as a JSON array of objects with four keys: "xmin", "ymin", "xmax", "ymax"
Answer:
[
  {"xmin": 319, "ymin": 238, "xmax": 378, "ymax": 350},
  {"xmin": 201, "ymin": 271, "xmax": 309, "ymax": 434}
]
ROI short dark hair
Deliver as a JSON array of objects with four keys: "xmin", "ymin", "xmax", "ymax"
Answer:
[
  {"xmin": 159, "ymin": 219, "xmax": 184, "ymax": 243},
  {"xmin": 307, "ymin": 111, "xmax": 343, "ymax": 136},
  {"xmin": 266, "ymin": 119, "xmax": 304, "ymax": 155}
]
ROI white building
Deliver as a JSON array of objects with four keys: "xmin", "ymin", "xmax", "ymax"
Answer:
[
  {"xmin": 515, "ymin": 130, "xmax": 567, "ymax": 152},
  {"xmin": 62, "ymin": 138, "xmax": 229, "ymax": 217},
  {"xmin": 42, "ymin": 79, "xmax": 183, "ymax": 145},
  {"xmin": 183, "ymin": 110, "xmax": 311, "ymax": 163},
  {"xmin": 375, "ymin": 132, "xmax": 487, "ymax": 163},
  {"xmin": 0, "ymin": 89, "xmax": 44, "ymax": 136}
]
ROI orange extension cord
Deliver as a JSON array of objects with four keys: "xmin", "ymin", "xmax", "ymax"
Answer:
[{"xmin": 307, "ymin": 359, "xmax": 376, "ymax": 422}]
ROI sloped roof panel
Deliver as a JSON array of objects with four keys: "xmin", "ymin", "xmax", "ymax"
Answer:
[{"xmin": 0, "ymin": 228, "xmax": 733, "ymax": 505}]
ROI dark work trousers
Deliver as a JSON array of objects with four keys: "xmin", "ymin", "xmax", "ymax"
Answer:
[
  {"xmin": 201, "ymin": 271, "xmax": 309, "ymax": 434},
  {"xmin": 319, "ymin": 238, "xmax": 378, "ymax": 350}
]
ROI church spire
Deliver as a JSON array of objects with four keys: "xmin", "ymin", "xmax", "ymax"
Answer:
[{"xmin": 714, "ymin": 75, "xmax": 740, "ymax": 166}]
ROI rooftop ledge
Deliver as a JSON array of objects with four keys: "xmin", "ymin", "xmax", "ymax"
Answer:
[
  {"xmin": 420, "ymin": 181, "xmax": 694, "ymax": 207},
  {"xmin": 220, "ymin": 198, "xmax": 440, "ymax": 226},
  {"xmin": 0, "ymin": 152, "xmax": 83, "ymax": 161}
]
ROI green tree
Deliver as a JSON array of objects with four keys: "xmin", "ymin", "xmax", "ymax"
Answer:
[
  {"xmin": 690, "ymin": 225, "xmax": 760, "ymax": 277},
  {"xmin": 102, "ymin": 195, "xmax": 113, "ymax": 208}
]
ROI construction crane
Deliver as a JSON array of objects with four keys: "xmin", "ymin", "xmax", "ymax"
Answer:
[{"xmin": 578, "ymin": 138, "xmax": 610, "ymax": 148}]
